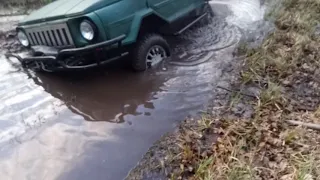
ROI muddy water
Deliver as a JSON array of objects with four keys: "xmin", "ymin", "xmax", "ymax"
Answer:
[{"xmin": 0, "ymin": 1, "xmax": 265, "ymax": 180}]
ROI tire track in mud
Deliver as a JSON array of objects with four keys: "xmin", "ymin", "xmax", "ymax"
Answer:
[{"xmin": 169, "ymin": 18, "xmax": 242, "ymax": 66}]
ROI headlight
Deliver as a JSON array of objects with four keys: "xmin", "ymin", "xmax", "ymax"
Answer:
[
  {"xmin": 80, "ymin": 20, "xmax": 95, "ymax": 41},
  {"xmin": 17, "ymin": 30, "xmax": 29, "ymax": 47}
]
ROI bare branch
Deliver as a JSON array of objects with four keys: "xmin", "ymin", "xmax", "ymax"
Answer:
[{"xmin": 285, "ymin": 120, "xmax": 320, "ymax": 131}]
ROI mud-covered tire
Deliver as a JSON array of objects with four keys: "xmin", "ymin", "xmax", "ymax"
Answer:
[{"xmin": 132, "ymin": 33, "xmax": 170, "ymax": 71}]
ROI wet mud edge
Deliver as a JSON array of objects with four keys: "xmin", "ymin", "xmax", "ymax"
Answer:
[
  {"xmin": 125, "ymin": 3, "xmax": 276, "ymax": 180},
  {"xmin": 125, "ymin": 56, "xmax": 245, "ymax": 180}
]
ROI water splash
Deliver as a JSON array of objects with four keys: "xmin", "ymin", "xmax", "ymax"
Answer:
[
  {"xmin": 169, "ymin": 18, "xmax": 242, "ymax": 66},
  {"xmin": 210, "ymin": 0, "xmax": 265, "ymax": 30}
]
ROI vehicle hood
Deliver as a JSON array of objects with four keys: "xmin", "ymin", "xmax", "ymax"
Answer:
[{"xmin": 19, "ymin": 0, "xmax": 119, "ymax": 26}]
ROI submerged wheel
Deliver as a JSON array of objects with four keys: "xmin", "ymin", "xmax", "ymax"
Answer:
[{"xmin": 132, "ymin": 33, "xmax": 170, "ymax": 71}]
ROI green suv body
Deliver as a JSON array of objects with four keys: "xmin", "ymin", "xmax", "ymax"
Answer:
[{"xmin": 9, "ymin": 0, "xmax": 210, "ymax": 72}]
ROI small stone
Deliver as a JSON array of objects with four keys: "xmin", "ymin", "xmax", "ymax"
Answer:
[
  {"xmin": 246, "ymin": 86, "xmax": 261, "ymax": 96},
  {"xmin": 313, "ymin": 83, "xmax": 319, "ymax": 89},
  {"xmin": 282, "ymin": 80, "xmax": 290, "ymax": 85},
  {"xmin": 304, "ymin": 174, "xmax": 313, "ymax": 180},
  {"xmin": 314, "ymin": 24, "xmax": 320, "ymax": 36},
  {"xmin": 302, "ymin": 63, "xmax": 310, "ymax": 70}
]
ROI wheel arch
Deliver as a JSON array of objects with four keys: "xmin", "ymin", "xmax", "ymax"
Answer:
[{"xmin": 123, "ymin": 9, "xmax": 169, "ymax": 45}]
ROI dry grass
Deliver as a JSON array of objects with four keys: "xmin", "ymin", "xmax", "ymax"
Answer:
[
  {"xmin": 242, "ymin": 0, "xmax": 320, "ymax": 85},
  {"xmin": 151, "ymin": 0, "xmax": 320, "ymax": 179},
  {"xmin": 164, "ymin": 113, "xmax": 320, "ymax": 179}
]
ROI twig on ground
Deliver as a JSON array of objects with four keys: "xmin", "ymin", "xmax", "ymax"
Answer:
[
  {"xmin": 217, "ymin": 85, "xmax": 257, "ymax": 98},
  {"xmin": 286, "ymin": 120, "xmax": 320, "ymax": 131},
  {"xmin": 0, "ymin": 13, "xmax": 27, "ymax": 17},
  {"xmin": 296, "ymin": 106, "xmax": 315, "ymax": 112}
]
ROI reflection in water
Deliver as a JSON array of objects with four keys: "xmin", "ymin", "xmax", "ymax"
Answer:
[
  {"xmin": 31, "ymin": 69, "xmax": 165, "ymax": 123},
  {"xmin": 0, "ymin": 115, "xmax": 125, "ymax": 180},
  {"xmin": 0, "ymin": 67, "xmax": 169, "ymax": 180}
]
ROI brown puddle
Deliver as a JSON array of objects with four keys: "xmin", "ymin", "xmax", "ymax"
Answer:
[
  {"xmin": 0, "ymin": 1, "xmax": 267, "ymax": 179},
  {"xmin": 33, "ymin": 70, "xmax": 164, "ymax": 123}
]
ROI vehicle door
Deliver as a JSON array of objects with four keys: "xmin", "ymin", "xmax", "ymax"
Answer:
[{"xmin": 147, "ymin": 0, "xmax": 191, "ymax": 21}]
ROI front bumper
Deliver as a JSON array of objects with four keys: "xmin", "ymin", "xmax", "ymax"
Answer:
[{"xmin": 6, "ymin": 35, "xmax": 127, "ymax": 72}]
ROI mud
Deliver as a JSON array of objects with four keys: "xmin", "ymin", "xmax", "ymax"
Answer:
[{"xmin": 0, "ymin": 1, "xmax": 268, "ymax": 180}]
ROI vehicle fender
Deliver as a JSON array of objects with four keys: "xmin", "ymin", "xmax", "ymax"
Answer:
[
  {"xmin": 86, "ymin": 12, "xmax": 108, "ymax": 41},
  {"xmin": 123, "ymin": 9, "xmax": 167, "ymax": 45},
  {"xmin": 94, "ymin": 0, "xmax": 146, "ymax": 42},
  {"xmin": 65, "ymin": 12, "xmax": 107, "ymax": 47}
]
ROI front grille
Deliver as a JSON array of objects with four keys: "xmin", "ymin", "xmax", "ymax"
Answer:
[{"xmin": 25, "ymin": 23, "xmax": 74, "ymax": 48}]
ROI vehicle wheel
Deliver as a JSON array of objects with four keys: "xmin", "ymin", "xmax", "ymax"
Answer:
[{"xmin": 132, "ymin": 34, "xmax": 170, "ymax": 71}]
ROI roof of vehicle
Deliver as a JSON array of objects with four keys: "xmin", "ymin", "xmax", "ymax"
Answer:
[{"xmin": 19, "ymin": 0, "xmax": 120, "ymax": 26}]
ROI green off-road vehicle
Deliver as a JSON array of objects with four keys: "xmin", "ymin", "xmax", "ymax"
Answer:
[{"xmin": 8, "ymin": 0, "xmax": 212, "ymax": 72}]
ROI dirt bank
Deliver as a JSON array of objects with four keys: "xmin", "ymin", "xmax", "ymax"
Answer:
[{"xmin": 126, "ymin": 0, "xmax": 320, "ymax": 179}]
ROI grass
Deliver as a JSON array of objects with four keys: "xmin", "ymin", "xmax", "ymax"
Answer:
[
  {"xmin": 166, "ymin": 115, "xmax": 320, "ymax": 179},
  {"xmin": 134, "ymin": 0, "xmax": 320, "ymax": 179},
  {"xmin": 243, "ymin": 0, "xmax": 320, "ymax": 84}
]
